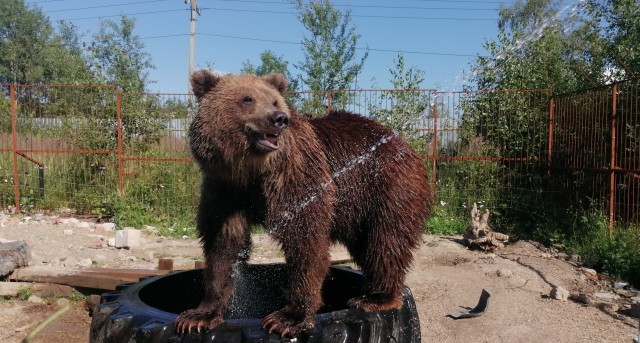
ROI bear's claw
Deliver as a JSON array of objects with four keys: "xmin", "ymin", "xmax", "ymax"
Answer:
[
  {"xmin": 175, "ymin": 309, "xmax": 223, "ymax": 334},
  {"xmin": 261, "ymin": 307, "xmax": 314, "ymax": 337}
]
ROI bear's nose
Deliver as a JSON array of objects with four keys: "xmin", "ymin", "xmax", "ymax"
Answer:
[{"xmin": 270, "ymin": 111, "xmax": 289, "ymax": 129}]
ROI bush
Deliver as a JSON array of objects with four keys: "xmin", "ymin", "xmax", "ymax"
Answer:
[{"xmin": 570, "ymin": 224, "xmax": 640, "ymax": 286}]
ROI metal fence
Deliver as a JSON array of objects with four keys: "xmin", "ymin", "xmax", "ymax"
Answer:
[
  {"xmin": 1, "ymin": 81, "xmax": 638, "ymax": 231},
  {"xmin": 552, "ymin": 79, "xmax": 640, "ymax": 231}
]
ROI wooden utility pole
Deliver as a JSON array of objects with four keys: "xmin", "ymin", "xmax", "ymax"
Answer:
[{"xmin": 187, "ymin": 0, "xmax": 200, "ymax": 93}]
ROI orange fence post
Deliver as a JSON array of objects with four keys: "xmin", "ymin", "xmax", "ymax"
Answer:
[
  {"xmin": 117, "ymin": 90, "xmax": 124, "ymax": 196},
  {"xmin": 608, "ymin": 83, "xmax": 617, "ymax": 238},
  {"xmin": 432, "ymin": 95, "xmax": 438, "ymax": 197},
  {"xmin": 10, "ymin": 84, "xmax": 20, "ymax": 213},
  {"xmin": 547, "ymin": 95, "xmax": 554, "ymax": 171}
]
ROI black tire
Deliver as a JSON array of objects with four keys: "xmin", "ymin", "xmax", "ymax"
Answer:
[{"xmin": 89, "ymin": 264, "xmax": 421, "ymax": 343}]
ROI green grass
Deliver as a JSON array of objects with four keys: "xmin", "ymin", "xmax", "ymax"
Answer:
[
  {"xmin": 569, "ymin": 224, "xmax": 640, "ymax": 286},
  {"xmin": 1, "ymin": 144, "xmax": 200, "ymax": 235},
  {"xmin": 425, "ymin": 215, "xmax": 467, "ymax": 235},
  {"xmin": 67, "ymin": 289, "xmax": 88, "ymax": 302},
  {"xmin": 17, "ymin": 286, "xmax": 32, "ymax": 301},
  {"xmin": 524, "ymin": 208, "xmax": 640, "ymax": 288}
]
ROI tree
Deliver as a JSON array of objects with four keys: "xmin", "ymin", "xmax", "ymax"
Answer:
[
  {"xmin": 471, "ymin": 0, "xmax": 607, "ymax": 93},
  {"xmin": 0, "ymin": 0, "xmax": 94, "ymax": 85},
  {"xmin": 467, "ymin": 0, "xmax": 640, "ymax": 93},
  {"xmin": 586, "ymin": 0, "xmax": 640, "ymax": 81},
  {"xmin": 290, "ymin": 0, "xmax": 368, "ymax": 115},
  {"xmin": 0, "ymin": 0, "xmax": 55, "ymax": 84},
  {"xmin": 242, "ymin": 51, "xmax": 294, "ymax": 81},
  {"xmin": 369, "ymin": 53, "xmax": 431, "ymax": 152},
  {"xmin": 242, "ymin": 50, "xmax": 300, "ymax": 105},
  {"xmin": 87, "ymin": 16, "xmax": 155, "ymax": 93},
  {"xmin": 464, "ymin": 0, "xmax": 640, "ymax": 167},
  {"xmin": 43, "ymin": 21, "xmax": 94, "ymax": 85},
  {"xmin": 0, "ymin": 0, "xmax": 48, "ymax": 84}
]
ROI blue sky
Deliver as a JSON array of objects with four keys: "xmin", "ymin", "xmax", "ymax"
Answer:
[{"xmin": 30, "ymin": 0, "xmax": 513, "ymax": 94}]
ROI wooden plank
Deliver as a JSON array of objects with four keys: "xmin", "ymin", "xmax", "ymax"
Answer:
[{"xmin": 9, "ymin": 266, "xmax": 168, "ymax": 291}]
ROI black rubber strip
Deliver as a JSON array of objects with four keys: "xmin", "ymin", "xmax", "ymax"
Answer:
[{"xmin": 447, "ymin": 289, "xmax": 491, "ymax": 319}]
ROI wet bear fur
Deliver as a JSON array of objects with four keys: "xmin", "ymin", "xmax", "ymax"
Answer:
[{"xmin": 175, "ymin": 70, "xmax": 432, "ymax": 337}]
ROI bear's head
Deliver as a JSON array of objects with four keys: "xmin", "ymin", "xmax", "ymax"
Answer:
[{"xmin": 189, "ymin": 70, "xmax": 291, "ymax": 174}]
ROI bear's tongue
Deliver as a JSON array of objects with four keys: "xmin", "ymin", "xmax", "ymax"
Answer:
[{"xmin": 258, "ymin": 134, "xmax": 279, "ymax": 150}]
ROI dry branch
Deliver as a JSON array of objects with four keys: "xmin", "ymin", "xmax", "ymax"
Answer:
[{"xmin": 463, "ymin": 203, "xmax": 509, "ymax": 251}]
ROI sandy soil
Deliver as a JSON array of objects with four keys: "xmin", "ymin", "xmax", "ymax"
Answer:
[{"xmin": 0, "ymin": 215, "xmax": 638, "ymax": 343}]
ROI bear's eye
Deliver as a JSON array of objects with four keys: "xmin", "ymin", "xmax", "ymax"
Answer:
[
  {"xmin": 273, "ymin": 100, "xmax": 278, "ymax": 107},
  {"xmin": 242, "ymin": 96, "xmax": 253, "ymax": 104}
]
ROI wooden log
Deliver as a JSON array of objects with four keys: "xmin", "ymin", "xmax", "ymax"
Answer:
[{"xmin": 157, "ymin": 258, "xmax": 174, "ymax": 271}]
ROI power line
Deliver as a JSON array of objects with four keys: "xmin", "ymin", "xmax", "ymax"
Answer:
[
  {"xmin": 401, "ymin": 0, "xmax": 509, "ymax": 3},
  {"xmin": 27, "ymin": 0, "xmax": 69, "ymax": 3},
  {"xmin": 50, "ymin": 9, "xmax": 187, "ymax": 21},
  {"xmin": 201, "ymin": 7, "xmax": 497, "ymax": 21},
  {"xmin": 140, "ymin": 34, "xmax": 190, "ymax": 39},
  {"xmin": 42, "ymin": 0, "xmax": 172, "ymax": 13},
  {"xmin": 198, "ymin": 32, "xmax": 484, "ymax": 58},
  {"xmin": 198, "ymin": 32, "xmax": 301, "ymax": 46},
  {"xmin": 53, "ymin": 7, "xmax": 496, "ymax": 23},
  {"xmin": 43, "ymin": 3, "xmax": 493, "ymax": 58},
  {"xmin": 218, "ymin": 0, "xmax": 499, "ymax": 11}
]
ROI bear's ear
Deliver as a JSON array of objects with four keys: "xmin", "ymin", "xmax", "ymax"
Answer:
[
  {"xmin": 190, "ymin": 70, "xmax": 220, "ymax": 100},
  {"xmin": 262, "ymin": 73, "xmax": 288, "ymax": 95}
]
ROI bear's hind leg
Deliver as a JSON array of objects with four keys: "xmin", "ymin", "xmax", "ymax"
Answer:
[
  {"xmin": 347, "ymin": 291, "xmax": 404, "ymax": 312},
  {"xmin": 346, "ymin": 244, "xmax": 404, "ymax": 311},
  {"xmin": 346, "ymin": 218, "xmax": 421, "ymax": 312}
]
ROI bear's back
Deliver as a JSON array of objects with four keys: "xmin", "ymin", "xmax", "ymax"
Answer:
[
  {"xmin": 309, "ymin": 110, "xmax": 414, "ymax": 175},
  {"xmin": 308, "ymin": 110, "xmax": 429, "ymax": 235}
]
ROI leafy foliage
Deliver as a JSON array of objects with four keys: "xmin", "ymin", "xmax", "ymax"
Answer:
[
  {"xmin": 290, "ymin": 0, "xmax": 368, "ymax": 115},
  {"xmin": 0, "ymin": 0, "xmax": 93, "ymax": 86},
  {"xmin": 369, "ymin": 53, "xmax": 432, "ymax": 153},
  {"xmin": 241, "ymin": 50, "xmax": 301, "ymax": 106},
  {"xmin": 586, "ymin": 0, "xmax": 640, "ymax": 81},
  {"xmin": 87, "ymin": 17, "xmax": 155, "ymax": 93},
  {"xmin": 471, "ymin": 0, "xmax": 639, "ymax": 93},
  {"xmin": 569, "ymin": 213, "xmax": 640, "ymax": 285},
  {"xmin": 17, "ymin": 285, "xmax": 32, "ymax": 301},
  {"xmin": 0, "ymin": 0, "xmax": 55, "ymax": 84}
]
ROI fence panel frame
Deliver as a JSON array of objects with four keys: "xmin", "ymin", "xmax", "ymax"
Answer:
[{"xmin": 2, "ymin": 82, "xmax": 638, "ymax": 231}]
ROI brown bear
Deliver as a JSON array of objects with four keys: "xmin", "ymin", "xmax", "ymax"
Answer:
[{"xmin": 175, "ymin": 70, "xmax": 432, "ymax": 337}]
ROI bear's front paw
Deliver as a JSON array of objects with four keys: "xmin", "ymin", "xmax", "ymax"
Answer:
[
  {"xmin": 261, "ymin": 307, "xmax": 315, "ymax": 337},
  {"xmin": 175, "ymin": 308, "xmax": 224, "ymax": 334}
]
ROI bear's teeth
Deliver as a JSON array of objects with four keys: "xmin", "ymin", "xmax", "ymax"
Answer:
[{"xmin": 257, "ymin": 134, "xmax": 279, "ymax": 150}]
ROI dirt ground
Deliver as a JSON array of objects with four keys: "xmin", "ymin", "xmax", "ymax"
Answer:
[{"xmin": 0, "ymin": 215, "xmax": 639, "ymax": 343}]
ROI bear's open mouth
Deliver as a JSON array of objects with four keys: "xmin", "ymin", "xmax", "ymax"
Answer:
[{"xmin": 254, "ymin": 132, "xmax": 280, "ymax": 151}]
